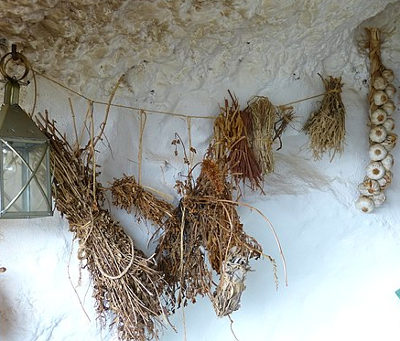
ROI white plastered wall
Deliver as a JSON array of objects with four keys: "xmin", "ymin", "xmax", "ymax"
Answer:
[{"xmin": 1, "ymin": 1, "xmax": 400, "ymax": 340}]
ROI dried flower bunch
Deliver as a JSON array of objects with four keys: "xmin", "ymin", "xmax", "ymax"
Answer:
[
  {"xmin": 36, "ymin": 111, "xmax": 170, "ymax": 341},
  {"xmin": 303, "ymin": 75, "xmax": 346, "ymax": 160},
  {"xmin": 355, "ymin": 27, "xmax": 397, "ymax": 213}
]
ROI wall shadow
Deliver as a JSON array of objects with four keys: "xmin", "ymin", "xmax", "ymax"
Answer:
[{"xmin": 0, "ymin": 282, "xmax": 17, "ymax": 340}]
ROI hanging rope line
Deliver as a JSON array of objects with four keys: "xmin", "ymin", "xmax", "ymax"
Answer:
[{"xmin": 33, "ymin": 70, "xmax": 334, "ymax": 120}]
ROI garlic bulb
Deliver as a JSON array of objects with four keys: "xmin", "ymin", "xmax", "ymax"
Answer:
[
  {"xmin": 382, "ymin": 69, "xmax": 394, "ymax": 83},
  {"xmin": 377, "ymin": 171, "xmax": 393, "ymax": 190},
  {"xmin": 381, "ymin": 133, "xmax": 397, "ymax": 151},
  {"xmin": 385, "ymin": 84, "xmax": 396, "ymax": 99},
  {"xmin": 358, "ymin": 183, "xmax": 372, "ymax": 196},
  {"xmin": 366, "ymin": 161, "xmax": 386, "ymax": 180},
  {"xmin": 355, "ymin": 196, "xmax": 375, "ymax": 213},
  {"xmin": 369, "ymin": 143, "xmax": 388, "ymax": 161},
  {"xmin": 372, "ymin": 76, "xmax": 387, "ymax": 90},
  {"xmin": 381, "ymin": 153, "xmax": 394, "ymax": 171},
  {"xmin": 382, "ymin": 100, "xmax": 395, "ymax": 115},
  {"xmin": 370, "ymin": 108, "xmax": 387, "ymax": 125},
  {"xmin": 373, "ymin": 90, "xmax": 388, "ymax": 106},
  {"xmin": 372, "ymin": 192, "xmax": 386, "ymax": 207},
  {"xmin": 362, "ymin": 178, "xmax": 381, "ymax": 195},
  {"xmin": 369, "ymin": 125, "xmax": 387, "ymax": 143},
  {"xmin": 383, "ymin": 117, "xmax": 395, "ymax": 132}
]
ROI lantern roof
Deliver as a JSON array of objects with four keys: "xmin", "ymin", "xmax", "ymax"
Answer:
[{"xmin": 0, "ymin": 81, "xmax": 48, "ymax": 142}]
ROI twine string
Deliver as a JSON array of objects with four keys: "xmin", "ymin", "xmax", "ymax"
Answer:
[
  {"xmin": 34, "ymin": 70, "xmax": 334, "ymax": 120},
  {"xmin": 138, "ymin": 110, "xmax": 147, "ymax": 185}
]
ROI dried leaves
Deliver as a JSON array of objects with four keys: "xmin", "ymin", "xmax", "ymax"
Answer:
[
  {"xmin": 303, "ymin": 75, "xmax": 346, "ymax": 160},
  {"xmin": 37, "ymin": 111, "xmax": 169, "ymax": 341},
  {"xmin": 211, "ymin": 246, "xmax": 250, "ymax": 317}
]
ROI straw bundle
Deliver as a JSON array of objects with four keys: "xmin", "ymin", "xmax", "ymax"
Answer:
[
  {"xmin": 213, "ymin": 91, "xmax": 263, "ymax": 192},
  {"xmin": 245, "ymin": 96, "xmax": 294, "ymax": 174},
  {"xmin": 303, "ymin": 75, "xmax": 346, "ymax": 160},
  {"xmin": 111, "ymin": 175, "xmax": 174, "ymax": 226},
  {"xmin": 37, "ymin": 112, "xmax": 169, "ymax": 341},
  {"xmin": 155, "ymin": 156, "xmax": 263, "ymax": 311}
]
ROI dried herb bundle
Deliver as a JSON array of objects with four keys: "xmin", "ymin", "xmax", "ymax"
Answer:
[
  {"xmin": 155, "ymin": 156, "xmax": 263, "ymax": 313},
  {"xmin": 245, "ymin": 96, "xmax": 294, "ymax": 174},
  {"xmin": 213, "ymin": 91, "xmax": 263, "ymax": 192},
  {"xmin": 303, "ymin": 75, "xmax": 346, "ymax": 160},
  {"xmin": 111, "ymin": 175, "xmax": 174, "ymax": 226},
  {"xmin": 37, "ymin": 112, "xmax": 169, "ymax": 341}
]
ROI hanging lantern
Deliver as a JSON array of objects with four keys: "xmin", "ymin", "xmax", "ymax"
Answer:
[{"xmin": 0, "ymin": 46, "xmax": 52, "ymax": 218}]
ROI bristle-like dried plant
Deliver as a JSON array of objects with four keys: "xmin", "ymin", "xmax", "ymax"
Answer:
[
  {"xmin": 36, "ymin": 111, "xmax": 170, "ymax": 341},
  {"xmin": 245, "ymin": 96, "xmax": 294, "ymax": 174},
  {"xmin": 213, "ymin": 91, "xmax": 264, "ymax": 192},
  {"xmin": 111, "ymin": 175, "xmax": 174, "ymax": 226},
  {"xmin": 303, "ymin": 75, "xmax": 346, "ymax": 160}
]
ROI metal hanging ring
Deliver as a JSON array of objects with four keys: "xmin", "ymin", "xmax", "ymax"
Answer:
[{"xmin": 0, "ymin": 51, "xmax": 30, "ymax": 81}]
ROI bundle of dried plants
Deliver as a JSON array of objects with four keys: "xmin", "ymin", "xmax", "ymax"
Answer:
[
  {"xmin": 111, "ymin": 175, "xmax": 174, "ymax": 227},
  {"xmin": 303, "ymin": 75, "xmax": 346, "ymax": 160},
  {"xmin": 37, "ymin": 111, "xmax": 170, "ymax": 341},
  {"xmin": 154, "ymin": 154, "xmax": 267, "ymax": 315},
  {"xmin": 213, "ymin": 91, "xmax": 263, "ymax": 192},
  {"xmin": 245, "ymin": 96, "xmax": 294, "ymax": 174}
]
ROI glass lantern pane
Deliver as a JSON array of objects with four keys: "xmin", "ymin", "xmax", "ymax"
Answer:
[
  {"xmin": 0, "ymin": 139, "xmax": 52, "ymax": 218},
  {"xmin": 27, "ymin": 143, "xmax": 51, "ymax": 212}
]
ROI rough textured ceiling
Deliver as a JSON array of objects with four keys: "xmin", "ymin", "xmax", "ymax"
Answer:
[{"xmin": 0, "ymin": 0, "xmax": 398, "ymax": 100}]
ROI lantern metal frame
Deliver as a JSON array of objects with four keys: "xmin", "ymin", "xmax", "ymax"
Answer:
[{"xmin": 0, "ymin": 47, "xmax": 53, "ymax": 219}]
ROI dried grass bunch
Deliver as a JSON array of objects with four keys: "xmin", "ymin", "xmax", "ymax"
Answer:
[
  {"xmin": 213, "ymin": 91, "xmax": 263, "ymax": 192},
  {"xmin": 303, "ymin": 75, "xmax": 346, "ymax": 160},
  {"xmin": 111, "ymin": 175, "xmax": 174, "ymax": 226},
  {"xmin": 155, "ymin": 153, "xmax": 267, "ymax": 316},
  {"xmin": 37, "ymin": 112, "xmax": 169, "ymax": 341},
  {"xmin": 245, "ymin": 96, "xmax": 294, "ymax": 174}
]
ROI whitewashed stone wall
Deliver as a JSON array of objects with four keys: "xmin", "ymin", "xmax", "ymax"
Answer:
[{"xmin": 1, "ymin": 1, "xmax": 400, "ymax": 340}]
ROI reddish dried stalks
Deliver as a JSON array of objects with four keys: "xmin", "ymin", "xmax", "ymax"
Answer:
[{"xmin": 213, "ymin": 91, "xmax": 264, "ymax": 192}]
